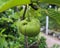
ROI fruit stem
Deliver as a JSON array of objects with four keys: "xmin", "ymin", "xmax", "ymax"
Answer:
[{"xmin": 22, "ymin": 5, "xmax": 27, "ymax": 20}]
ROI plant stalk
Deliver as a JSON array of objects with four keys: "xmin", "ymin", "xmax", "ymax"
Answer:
[{"xmin": 22, "ymin": 5, "xmax": 29, "ymax": 48}]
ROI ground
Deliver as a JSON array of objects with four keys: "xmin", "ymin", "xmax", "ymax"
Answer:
[{"xmin": 41, "ymin": 33, "xmax": 60, "ymax": 48}]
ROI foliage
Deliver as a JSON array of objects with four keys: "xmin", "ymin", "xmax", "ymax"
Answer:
[
  {"xmin": 0, "ymin": 0, "xmax": 60, "ymax": 48},
  {"xmin": 39, "ymin": 36, "xmax": 47, "ymax": 48},
  {"xmin": 40, "ymin": 0, "xmax": 60, "ymax": 6},
  {"xmin": 51, "ymin": 44, "xmax": 60, "ymax": 48},
  {"xmin": 46, "ymin": 9, "xmax": 60, "ymax": 25},
  {"xmin": 0, "ymin": 0, "xmax": 31, "ymax": 12},
  {"xmin": 40, "ymin": 8, "xmax": 60, "ymax": 31},
  {"xmin": 0, "ymin": 6, "xmax": 41, "ymax": 47}
]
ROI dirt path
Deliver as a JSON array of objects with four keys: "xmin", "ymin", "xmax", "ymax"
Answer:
[{"xmin": 41, "ymin": 33, "xmax": 60, "ymax": 48}]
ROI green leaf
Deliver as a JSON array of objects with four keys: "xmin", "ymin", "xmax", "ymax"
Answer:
[
  {"xmin": 0, "ymin": 37, "xmax": 8, "ymax": 48},
  {"xmin": 40, "ymin": 0, "xmax": 60, "ymax": 6},
  {"xmin": 1, "ymin": 17, "xmax": 13, "ymax": 22},
  {"xmin": 0, "ymin": 0, "xmax": 31, "ymax": 12},
  {"xmin": 45, "ymin": 9, "xmax": 60, "ymax": 25}
]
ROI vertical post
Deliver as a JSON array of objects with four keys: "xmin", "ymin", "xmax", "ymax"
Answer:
[{"xmin": 46, "ymin": 16, "xmax": 49, "ymax": 35}]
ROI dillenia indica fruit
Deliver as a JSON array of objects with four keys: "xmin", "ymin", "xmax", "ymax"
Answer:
[{"xmin": 19, "ymin": 18, "xmax": 40, "ymax": 37}]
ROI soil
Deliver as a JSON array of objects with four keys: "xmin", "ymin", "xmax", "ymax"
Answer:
[{"xmin": 42, "ymin": 33, "xmax": 60, "ymax": 48}]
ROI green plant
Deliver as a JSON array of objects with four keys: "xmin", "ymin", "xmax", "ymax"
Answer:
[
  {"xmin": 51, "ymin": 44, "xmax": 60, "ymax": 48},
  {"xmin": 40, "ymin": 0, "xmax": 60, "ymax": 6},
  {"xmin": 39, "ymin": 36, "xmax": 47, "ymax": 48},
  {"xmin": 0, "ymin": 0, "xmax": 60, "ymax": 48}
]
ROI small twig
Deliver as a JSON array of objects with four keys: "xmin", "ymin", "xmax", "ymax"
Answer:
[
  {"xmin": 29, "ymin": 41, "xmax": 38, "ymax": 48},
  {"xmin": 45, "ymin": 10, "xmax": 49, "ymax": 15}
]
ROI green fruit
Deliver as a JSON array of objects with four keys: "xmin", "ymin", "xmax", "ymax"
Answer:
[{"xmin": 19, "ymin": 18, "xmax": 40, "ymax": 37}]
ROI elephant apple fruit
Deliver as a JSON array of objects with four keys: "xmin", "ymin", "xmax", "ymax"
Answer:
[{"xmin": 19, "ymin": 18, "xmax": 40, "ymax": 37}]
